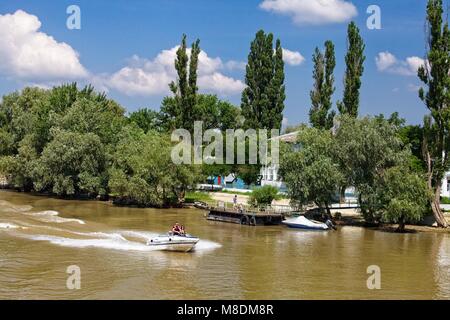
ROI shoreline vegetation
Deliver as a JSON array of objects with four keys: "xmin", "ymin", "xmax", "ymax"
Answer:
[
  {"xmin": 1, "ymin": 187, "xmax": 449, "ymax": 234},
  {"xmin": 1, "ymin": 1, "xmax": 450, "ymax": 233}
]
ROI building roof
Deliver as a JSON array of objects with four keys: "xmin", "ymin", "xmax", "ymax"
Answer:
[{"xmin": 269, "ymin": 131, "xmax": 299, "ymax": 143}]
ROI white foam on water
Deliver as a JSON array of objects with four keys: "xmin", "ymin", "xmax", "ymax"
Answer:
[
  {"xmin": 1, "ymin": 200, "xmax": 221, "ymax": 254},
  {"xmin": 25, "ymin": 210, "xmax": 85, "ymax": 225},
  {"xmin": 17, "ymin": 229, "xmax": 221, "ymax": 254},
  {"xmin": 27, "ymin": 210, "xmax": 59, "ymax": 216},
  {"xmin": 193, "ymin": 239, "xmax": 222, "ymax": 252},
  {"xmin": 16, "ymin": 223, "xmax": 128, "ymax": 242},
  {"xmin": 121, "ymin": 230, "xmax": 160, "ymax": 241},
  {"xmin": 81, "ymin": 232, "xmax": 128, "ymax": 241},
  {"xmin": 24, "ymin": 234, "xmax": 158, "ymax": 252},
  {"xmin": 0, "ymin": 222, "xmax": 21, "ymax": 230}
]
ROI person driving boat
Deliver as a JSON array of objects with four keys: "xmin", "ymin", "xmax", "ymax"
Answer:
[
  {"xmin": 172, "ymin": 223, "xmax": 187, "ymax": 236},
  {"xmin": 172, "ymin": 222, "xmax": 182, "ymax": 235}
]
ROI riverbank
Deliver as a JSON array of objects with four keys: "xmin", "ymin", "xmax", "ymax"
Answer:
[
  {"xmin": 332, "ymin": 210, "xmax": 450, "ymax": 233},
  {"xmin": 206, "ymin": 191, "xmax": 450, "ymax": 233},
  {"xmin": 334, "ymin": 216, "xmax": 450, "ymax": 233},
  {"xmin": 2, "ymin": 188, "xmax": 450, "ymax": 233}
]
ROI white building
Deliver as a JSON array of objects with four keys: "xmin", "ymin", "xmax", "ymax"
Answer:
[
  {"xmin": 260, "ymin": 131, "xmax": 299, "ymax": 191},
  {"xmin": 260, "ymin": 164, "xmax": 283, "ymax": 189},
  {"xmin": 441, "ymin": 173, "xmax": 450, "ymax": 198}
]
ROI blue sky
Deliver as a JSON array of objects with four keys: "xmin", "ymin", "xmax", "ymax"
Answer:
[{"xmin": 0, "ymin": 0, "xmax": 431, "ymax": 126}]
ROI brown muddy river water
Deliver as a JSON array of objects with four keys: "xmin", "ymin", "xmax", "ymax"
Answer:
[{"xmin": 1, "ymin": 190, "xmax": 450, "ymax": 299}]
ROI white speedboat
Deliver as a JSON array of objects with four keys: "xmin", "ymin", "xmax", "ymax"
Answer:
[
  {"xmin": 147, "ymin": 233, "xmax": 199, "ymax": 252},
  {"xmin": 282, "ymin": 216, "xmax": 331, "ymax": 231}
]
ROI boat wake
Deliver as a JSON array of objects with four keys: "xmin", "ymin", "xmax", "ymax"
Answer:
[
  {"xmin": 0, "ymin": 222, "xmax": 23, "ymax": 230},
  {"xmin": 25, "ymin": 233, "xmax": 158, "ymax": 252},
  {"xmin": 23, "ymin": 210, "xmax": 85, "ymax": 225},
  {"xmin": 0, "ymin": 200, "xmax": 221, "ymax": 254}
]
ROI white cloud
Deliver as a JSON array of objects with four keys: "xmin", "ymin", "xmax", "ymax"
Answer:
[
  {"xmin": 105, "ymin": 47, "xmax": 245, "ymax": 96},
  {"xmin": 375, "ymin": 52, "xmax": 397, "ymax": 71},
  {"xmin": 405, "ymin": 57, "xmax": 425, "ymax": 74},
  {"xmin": 282, "ymin": 48, "xmax": 305, "ymax": 66},
  {"xmin": 0, "ymin": 10, "xmax": 88, "ymax": 81},
  {"xmin": 375, "ymin": 51, "xmax": 425, "ymax": 76},
  {"xmin": 108, "ymin": 65, "xmax": 172, "ymax": 96},
  {"xmin": 199, "ymin": 73, "xmax": 246, "ymax": 95},
  {"xmin": 224, "ymin": 60, "xmax": 247, "ymax": 71},
  {"xmin": 260, "ymin": 0, "xmax": 358, "ymax": 25}
]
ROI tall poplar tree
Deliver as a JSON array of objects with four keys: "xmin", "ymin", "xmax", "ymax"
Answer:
[
  {"xmin": 418, "ymin": 0, "xmax": 450, "ymax": 228},
  {"xmin": 337, "ymin": 22, "xmax": 365, "ymax": 118},
  {"xmin": 309, "ymin": 40, "xmax": 336, "ymax": 130},
  {"xmin": 167, "ymin": 34, "xmax": 201, "ymax": 132},
  {"xmin": 241, "ymin": 30, "xmax": 285, "ymax": 130}
]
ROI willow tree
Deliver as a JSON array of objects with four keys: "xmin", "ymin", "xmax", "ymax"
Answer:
[
  {"xmin": 334, "ymin": 116, "xmax": 407, "ymax": 222},
  {"xmin": 337, "ymin": 22, "xmax": 365, "ymax": 118},
  {"xmin": 241, "ymin": 30, "xmax": 285, "ymax": 130},
  {"xmin": 109, "ymin": 125, "xmax": 202, "ymax": 207},
  {"xmin": 164, "ymin": 34, "xmax": 201, "ymax": 132},
  {"xmin": 309, "ymin": 40, "xmax": 336, "ymax": 130},
  {"xmin": 418, "ymin": 0, "xmax": 450, "ymax": 228},
  {"xmin": 280, "ymin": 127, "xmax": 344, "ymax": 217}
]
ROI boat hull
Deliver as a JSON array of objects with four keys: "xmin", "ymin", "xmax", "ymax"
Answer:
[
  {"xmin": 282, "ymin": 216, "xmax": 329, "ymax": 231},
  {"xmin": 147, "ymin": 234, "xmax": 199, "ymax": 252},
  {"xmin": 148, "ymin": 242, "xmax": 198, "ymax": 252},
  {"xmin": 282, "ymin": 222, "xmax": 328, "ymax": 230}
]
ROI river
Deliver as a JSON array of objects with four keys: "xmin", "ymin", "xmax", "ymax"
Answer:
[{"xmin": 1, "ymin": 190, "xmax": 450, "ymax": 299}]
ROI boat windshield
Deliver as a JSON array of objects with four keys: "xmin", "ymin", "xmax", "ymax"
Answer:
[{"xmin": 165, "ymin": 232, "xmax": 187, "ymax": 237}]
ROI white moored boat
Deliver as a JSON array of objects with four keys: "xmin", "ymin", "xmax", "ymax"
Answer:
[
  {"xmin": 282, "ymin": 216, "xmax": 332, "ymax": 231},
  {"xmin": 147, "ymin": 232, "xmax": 200, "ymax": 252}
]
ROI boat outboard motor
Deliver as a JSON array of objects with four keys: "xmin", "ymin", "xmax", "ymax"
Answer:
[{"xmin": 325, "ymin": 219, "xmax": 337, "ymax": 230}]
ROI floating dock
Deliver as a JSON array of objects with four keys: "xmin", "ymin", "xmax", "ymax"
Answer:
[{"xmin": 207, "ymin": 207, "xmax": 285, "ymax": 226}]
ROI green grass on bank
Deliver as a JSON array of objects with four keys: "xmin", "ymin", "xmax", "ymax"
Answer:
[
  {"xmin": 185, "ymin": 191, "xmax": 213, "ymax": 204},
  {"xmin": 217, "ymin": 189, "xmax": 253, "ymax": 196},
  {"xmin": 220, "ymin": 189, "xmax": 289, "ymax": 200}
]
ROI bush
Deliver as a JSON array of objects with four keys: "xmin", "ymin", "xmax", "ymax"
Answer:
[
  {"xmin": 441, "ymin": 197, "xmax": 450, "ymax": 204},
  {"xmin": 279, "ymin": 127, "xmax": 344, "ymax": 213},
  {"xmin": 378, "ymin": 166, "xmax": 429, "ymax": 232},
  {"xmin": 248, "ymin": 185, "xmax": 280, "ymax": 207}
]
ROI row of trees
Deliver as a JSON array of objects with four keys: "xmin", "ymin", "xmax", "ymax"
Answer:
[
  {"xmin": 309, "ymin": 21, "xmax": 365, "ymax": 127},
  {"xmin": 0, "ymin": 83, "xmax": 205, "ymax": 207},
  {"xmin": 281, "ymin": 0, "xmax": 450, "ymax": 229},
  {"xmin": 280, "ymin": 116, "xmax": 429, "ymax": 232},
  {"xmin": 0, "ymin": 31, "xmax": 287, "ymax": 206},
  {"xmin": 132, "ymin": 31, "xmax": 287, "ymax": 186}
]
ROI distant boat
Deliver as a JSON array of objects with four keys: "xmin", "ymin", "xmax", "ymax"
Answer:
[{"xmin": 282, "ymin": 216, "xmax": 331, "ymax": 231}]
